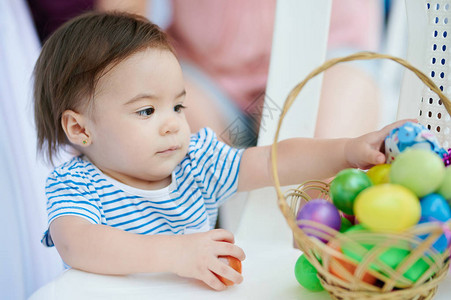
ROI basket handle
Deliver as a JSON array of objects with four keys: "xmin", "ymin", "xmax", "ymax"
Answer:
[{"xmin": 271, "ymin": 51, "xmax": 451, "ymax": 205}]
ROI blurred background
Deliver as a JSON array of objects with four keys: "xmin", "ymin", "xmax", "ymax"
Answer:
[{"xmin": 1, "ymin": 0, "xmax": 411, "ymax": 299}]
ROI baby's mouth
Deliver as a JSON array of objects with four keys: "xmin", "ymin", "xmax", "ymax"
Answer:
[{"xmin": 157, "ymin": 146, "xmax": 180, "ymax": 154}]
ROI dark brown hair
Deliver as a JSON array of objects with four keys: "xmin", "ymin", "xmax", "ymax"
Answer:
[{"xmin": 34, "ymin": 11, "xmax": 174, "ymax": 164}]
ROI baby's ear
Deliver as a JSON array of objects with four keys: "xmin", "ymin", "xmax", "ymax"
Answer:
[{"xmin": 61, "ymin": 110, "xmax": 91, "ymax": 147}]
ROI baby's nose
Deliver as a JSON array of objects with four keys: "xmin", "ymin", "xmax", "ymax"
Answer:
[{"xmin": 160, "ymin": 115, "xmax": 180, "ymax": 135}]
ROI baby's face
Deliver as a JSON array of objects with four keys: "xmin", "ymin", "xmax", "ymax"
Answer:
[{"xmin": 84, "ymin": 49, "xmax": 191, "ymax": 189}]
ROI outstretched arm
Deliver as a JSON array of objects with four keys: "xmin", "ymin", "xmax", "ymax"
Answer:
[{"xmin": 237, "ymin": 120, "xmax": 412, "ymax": 191}]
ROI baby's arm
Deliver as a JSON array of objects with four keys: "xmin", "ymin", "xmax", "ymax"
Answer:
[
  {"xmin": 238, "ymin": 120, "xmax": 411, "ymax": 191},
  {"xmin": 50, "ymin": 216, "xmax": 245, "ymax": 290},
  {"xmin": 238, "ymin": 138, "xmax": 349, "ymax": 191}
]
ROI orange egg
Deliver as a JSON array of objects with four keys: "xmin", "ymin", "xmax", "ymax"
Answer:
[
  {"xmin": 216, "ymin": 256, "xmax": 242, "ymax": 286},
  {"xmin": 328, "ymin": 241, "xmax": 377, "ymax": 284}
]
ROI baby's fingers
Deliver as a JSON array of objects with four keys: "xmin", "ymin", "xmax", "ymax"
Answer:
[
  {"xmin": 201, "ymin": 271, "xmax": 227, "ymax": 291},
  {"xmin": 217, "ymin": 242, "xmax": 246, "ymax": 261},
  {"xmin": 355, "ymin": 144, "xmax": 386, "ymax": 169},
  {"xmin": 211, "ymin": 257, "xmax": 244, "ymax": 286},
  {"xmin": 368, "ymin": 148, "xmax": 386, "ymax": 165}
]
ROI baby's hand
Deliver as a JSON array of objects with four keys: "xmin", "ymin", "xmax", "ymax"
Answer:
[
  {"xmin": 344, "ymin": 119, "xmax": 417, "ymax": 169},
  {"xmin": 173, "ymin": 229, "xmax": 245, "ymax": 290}
]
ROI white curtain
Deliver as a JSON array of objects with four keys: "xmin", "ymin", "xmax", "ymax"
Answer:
[{"xmin": 0, "ymin": 0, "xmax": 64, "ymax": 299}]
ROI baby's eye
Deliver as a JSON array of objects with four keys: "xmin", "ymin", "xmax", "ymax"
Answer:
[
  {"xmin": 137, "ymin": 107, "xmax": 155, "ymax": 117},
  {"xmin": 174, "ymin": 104, "xmax": 186, "ymax": 113}
]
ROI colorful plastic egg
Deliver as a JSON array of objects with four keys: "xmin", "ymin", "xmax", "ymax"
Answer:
[
  {"xmin": 389, "ymin": 149, "xmax": 445, "ymax": 197},
  {"xmin": 327, "ymin": 238, "xmax": 377, "ymax": 284},
  {"xmin": 384, "ymin": 121, "xmax": 447, "ymax": 163},
  {"xmin": 294, "ymin": 254, "xmax": 324, "ymax": 291},
  {"xmin": 420, "ymin": 193, "xmax": 451, "ymax": 222},
  {"xmin": 354, "ymin": 184, "xmax": 420, "ymax": 232},
  {"xmin": 341, "ymin": 225, "xmax": 401, "ymax": 271},
  {"xmin": 366, "ymin": 164, "xmax": 391, "ymax": 185},
  {"xmin": 417, "ymin": 194, "xmax": 450, "ymax": 253},
  {"xmin": 330, "ymin": 169, "xmax": 372, "ymax": 215},
  {"xmin": 417, "ymin": 217, "xmax": 449, "ymax": 253},
  {"xmin": 341, "ymin": 225, "xmax": 430, "ymax": 287},
  {"xmin": 217, "ymin": 256, "xmax": 242, "ymax": 286},
  {"xmin": 296, "ymin": 199, "xmax": 341, "ymax": 242}
]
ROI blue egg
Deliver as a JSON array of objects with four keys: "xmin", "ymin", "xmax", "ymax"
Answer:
[
  {"xmin": 417, "ymin": 218, "xmax": 449, "ymax": 253},
  {"xmin": 417, "ymin": 194, "xmax": 451, "ymax": 253},
  {"xmin": 420, "ymin": 193, "xmax": 451, "ymax": 222}
]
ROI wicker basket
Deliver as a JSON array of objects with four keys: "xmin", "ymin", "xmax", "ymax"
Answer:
[{"xmin": 271, "ymin": 52, "xmax": 451, "ymax": 300}]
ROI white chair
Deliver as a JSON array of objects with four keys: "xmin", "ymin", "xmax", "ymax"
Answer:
[{"xmin": 398, "ymin": 0, "xmax": 451, "ymax": 148}]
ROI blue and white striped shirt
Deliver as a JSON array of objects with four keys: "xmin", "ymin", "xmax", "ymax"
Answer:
[{"xmin": 42, "ymin": 128, "xmax": 244, "ymax": 247}]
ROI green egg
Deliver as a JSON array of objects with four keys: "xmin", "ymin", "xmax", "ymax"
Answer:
[
  {"xmin": 330, "ymin": 169, "xmax": 373, "ymax": 215},
  {"xmin": 294, "ymin": 254, "xmax": 324, "ymax": 292},
  {"xmin": 340, "ymin": 225, "xmax": 432, "ymax": 286},
  {"xmin": 390, "ymin": 149, "xmax": 445, "ymax": 197}
]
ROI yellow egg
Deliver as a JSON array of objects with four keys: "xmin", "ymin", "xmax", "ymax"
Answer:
[
  {"xmin": 366, "ymin": 164, "xmax": 391, "ymax": 185},
  {"xmin": 354, "ymin": 184, "xmax": 420, "ymax": 232}
]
